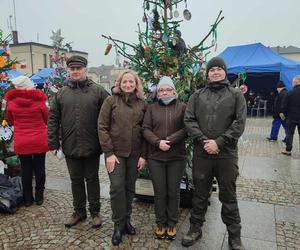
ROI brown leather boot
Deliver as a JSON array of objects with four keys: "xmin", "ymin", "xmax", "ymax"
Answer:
[
  {"xmin": 91, "ymin": 213, "xmax": 102, "ymax": 228},
  {"xmin": 65, "ymin": 213, "xmax": 87, "ymax": 228}
]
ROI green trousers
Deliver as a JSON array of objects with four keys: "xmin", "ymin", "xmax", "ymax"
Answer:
[
  {"xmin": 108, "ymin": 155, "xmax": 139, "ymax": 230},
  {"xmin": 148, "ymin": 159, "xmax": 186, "ymax": 227},
  {"xmin": 190, "ymin": 156, "xmax": 242, "ymax": 237},
  {"xmin": 66, "ymin": 155, "xmax": 100, "ymax": 215}
]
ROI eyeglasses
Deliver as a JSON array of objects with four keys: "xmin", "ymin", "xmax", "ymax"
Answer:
[{"xmin": 158, "ymin": 88, "xmax": 173, "ymax": 93}]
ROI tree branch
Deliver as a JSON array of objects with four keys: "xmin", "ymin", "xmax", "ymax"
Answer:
[
  {"xmin": 101, "ymin": 34, "xmax": 136, "ymax": 50},
  {"xmin": 194, "ymin": 10, "xmax": 224, "ymax": 48}
]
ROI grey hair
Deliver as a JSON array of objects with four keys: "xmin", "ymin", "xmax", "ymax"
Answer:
[{"xmin": 293, "ymin": 75, "xmax": 300, "ymax": 85}]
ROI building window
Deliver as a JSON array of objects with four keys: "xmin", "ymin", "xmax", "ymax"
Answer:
[
  {"xmin": 43, "ymin": 54, "xmax": 47, "ymax": 68},
  {"xmin": 49, "ymin": 54, "xmax": 53, "ymax": 67}
]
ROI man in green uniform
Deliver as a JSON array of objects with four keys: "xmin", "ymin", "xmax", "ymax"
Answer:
[
  {"xmin": 183, "ymin": 57, "xmax": 246, "ymax": 250},
  {"xmin": 48, "ymin": 55, "xmax": 108, "ymax": 228}
]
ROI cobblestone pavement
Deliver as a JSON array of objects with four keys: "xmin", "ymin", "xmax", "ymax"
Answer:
[
  {"xmin": 0, "ymin": 190, "xmax": 189, "ymax": 250},
  {"xmin": 276, "ymin": 221, "xmax": 300, "ymax": 250},
  {"xmin": 1, "ymin": 117, "xmax": 300, "ymax": 249}
]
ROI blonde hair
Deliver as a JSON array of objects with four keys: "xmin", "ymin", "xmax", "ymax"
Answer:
[{"xmin": 113, "ymin": 70, "xmax": 144, "ymax": 99}]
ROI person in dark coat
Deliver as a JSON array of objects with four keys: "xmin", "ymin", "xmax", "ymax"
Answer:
[
  {"xmin": 266, "ymin": 81, "xmax": 288, "ymax": 142},
  {"xmin": 98, "ymin": 69, "xmax": 147, "ymax": 246},
  {"xmin": 281, "ymin": 75, "xmax": 300, "ymax": 156},
  {"xmin": 5, "ymin": 76, "xmax": 48, "ymax": 207},
  {"xmin": 183, "ymin": 57, "xmax": 246, "ymax": 250},
  {"xmin": 47, "ymin": 56, "xmax": 108, "ymax": 228},
  {"xmin": 143, "ymin": 76, "xmax": 186, "ymax": 241}
]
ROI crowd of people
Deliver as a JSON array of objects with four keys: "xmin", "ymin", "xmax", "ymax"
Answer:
[{"xmin": 4, "ymin": 55, "xmax": 300, "ymax": 249}]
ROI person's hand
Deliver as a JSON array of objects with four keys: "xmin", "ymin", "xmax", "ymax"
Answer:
[
  {"xmin": 106, "ymin": 154, "xmax": 119, "ymax": 173},
  {"xmin": 137, "ymin": 157, "xmax": 146, "ymax": 171},
  {"xmin": 203, "ymin": 139, "xmax": 220, "ymax": 155},
  {"xmin": 50, "ymin": 149, "xmax": 58, "ymax": 155},
  {"xmin": 279, "ymin": 113, "xmax": 285, "ymax": 120},
  {"xmin": 159, "ymin": 140, "xmax": 171, "ymax": 151}
]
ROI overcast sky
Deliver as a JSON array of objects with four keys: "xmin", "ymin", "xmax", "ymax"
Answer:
[{"xmin": 1, "ymin": 0, "xmax": 300, "ymax": 67}]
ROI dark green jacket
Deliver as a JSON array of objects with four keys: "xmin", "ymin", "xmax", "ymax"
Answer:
[
  {"xmin": 47, "ymin": 79, "xmax": 108, "ymax": 158},
  {"xmin": 184, "ymin": 81, "xmax": 246, "ymax": 158},
  {"xmin": 98, "ymin": 93, "xmax": 147, "ymax": 158}
]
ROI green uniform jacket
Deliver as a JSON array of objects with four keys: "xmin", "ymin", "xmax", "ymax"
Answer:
[
  {"xmin": 98, "ymin": 93, "xmax": 147, "ymax": 158},
  {"xmin": 184, "ymin": 81, "xmax": 246, "ymax": 158},
  {"xmin": 143, "ymin": 99, "xmax": 187, "ymax": 161},
  {"xmin": 47, "ymin": 79, "xmax": 108, "ymax": 158}
]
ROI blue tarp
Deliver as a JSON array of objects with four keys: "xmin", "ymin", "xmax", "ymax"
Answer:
[
  {"xmin": 6, "ymin": 69, "xmax": 23, "ymax": 79},
  {"xmin": 30, "ymin": 68, "xmax": 55, "ymax": 86},
  {"xmin": 219, "ymin": 43, "xmax": 300, "ymax": 90}
]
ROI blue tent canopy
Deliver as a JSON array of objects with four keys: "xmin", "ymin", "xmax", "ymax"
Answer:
[
  {"xmin": 219, "ymin": 43, "xmax": 300, "ymax": 90},
  {"xmin": 6, "ymin": 69, "xmax": 23, "ymax": 79},
  {"xmin": 30, "ymin": 68, "xmax": 55, "ymax": 86}
]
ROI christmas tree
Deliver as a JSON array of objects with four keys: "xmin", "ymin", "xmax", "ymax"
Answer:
[
  {"xmin": 43, "ymin": 29, "xmax": 69, "ymax": 98},
  {"xmin": 0, "ymin": 29, "xmax": 19, "ymax": 172},
  {"xmin": 102, "ymin": 0, "xmax": 223, "ymax": 102},
  {"xmin": 102, "ymin": 1, "xmax": 224, "ymax": 189}
]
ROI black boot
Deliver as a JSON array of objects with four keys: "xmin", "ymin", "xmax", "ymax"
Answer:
[
  {"xmin": 24, "ymin": 191, "xmax": 34, "ymax": 207},
  {"xmin": 227, "ymin": 224, "xmax": 244, "ymax": 250},
  {"xmin": 35, "ymin": 188, "xmax": 44, "ymax": 205},
  {"xmin": 228, "ymin": 236, "xmax": 245, "ymax": 250},
  {"xmin": 124, "ymin": 222, "xmax": 136, "ymax": 235},
  {"xmin": 112, "ymin": 230, "xmax": 123, "ymax": 246},
  {"xmin": 181, "ymin": 224, "xmax": 202, "ymax": 247}
]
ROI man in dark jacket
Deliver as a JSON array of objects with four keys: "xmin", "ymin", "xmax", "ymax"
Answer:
[
  {"xmin": 281, "ymin": 75, "xmax": 300, "ymax": 156},
  {"xmin": 47, "ymin": 55, "xmax": 108, "ymax": 228},
  {"xmin": 183, "ymin": 57, "xmax": 246, "ymax": 250},
  {"xmin": 266, "ymin": 81, "xmax": 288, "ymax": 142}
]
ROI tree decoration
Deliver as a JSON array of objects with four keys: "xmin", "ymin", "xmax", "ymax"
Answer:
[
  {"xmin": 104, "ymin": 43, "xmax": 113, "ymax": 55},
  {"xmin": 0, "ymin": 29, "xmax": 19, "ymax": 167}
]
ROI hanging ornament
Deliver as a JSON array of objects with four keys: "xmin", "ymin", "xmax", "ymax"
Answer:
[
  {"xmin": 183, "ymin": 9, "xmax": 192, "ymax": 21},
  {"xmin": 162, "ymin": 34, "xmax": 169, "ymax": 43},
  {"xmin": 0, "ymin": 56, "xmax": 6, "ymax": 67},
  {"xmin": 0, "ymin": 124, "xmax": 13, "ymax": 141},
  {"xmin": 104, "ymin": 43, "xmax": 113, "ymax": 55},
  {"xmin": 183, "ymin": 0, "xmax": 192, "ymax": 21},
  {"xmin": 147, "ymin": 15, "xmax": 154, "ymax": 29},
  {"xmin": 172, "ymin": 37, "xmax": 178, "ymax": 46},
  {"xmin": 173, "ymin": 6, "xmax": 179, "ymax": 18},
  {"xmin": 0, "ymin": 73, "xmax": 6, "ymax": 81},
  {"xmin": 192, "ymin": 64, "xmax": 200, "ymax": 75},
  {"xmin": 153, "ymin": 31, "xmax": 161, "ymax": 39},
  {"xmin": 240, "ymin": 84, "xmax": 248, "ymax": 94},
  {"xmin": 142, "ymin": 13, "xmax": 147, "ymax": 23},
  {"xmin": 143, "ymin": 45, "xmax": 151, "ymax": 61},
  {"xmin": 11, "ymin": 63, "xmax": 17, "ymax": 69}
]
